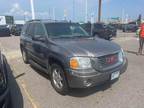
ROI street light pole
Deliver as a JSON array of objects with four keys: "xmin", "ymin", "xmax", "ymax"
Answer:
[
  {"xmin": 85, "ymin": 0, "xmax": 88, "ymax": 23},
  {"xmin": 30, "ymin": 0, "xmax": 35, "ymax": 19},
  {"xmin": 73, "ymin": 0, "xmax": 75, "ymax": 21},
  {"xmin": 98, "ymin": 0, "xmax": 102, "ymax": 22},
  {"xmin": 53, "ymin": 7, "xmax": 56, "ymax": 20}
]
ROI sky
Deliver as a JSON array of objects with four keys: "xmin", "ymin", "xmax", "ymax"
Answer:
[{"xmin": 0, "ymin": 0, "xmax": 144, "ymax": 22}]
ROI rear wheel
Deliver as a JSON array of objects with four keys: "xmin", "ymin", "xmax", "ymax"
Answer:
[
  {"xmin": 50, "ymin": 64, "xmax": 68, "ymax": 95},
  {"xmin": 22, "ymin": 49, "xmax": 29, "ymax": 64}
]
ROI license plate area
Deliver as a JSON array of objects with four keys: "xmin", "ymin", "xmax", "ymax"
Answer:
[{"xmin": 111, "ymin": 71, "xmax": 120, "ymax": 80}]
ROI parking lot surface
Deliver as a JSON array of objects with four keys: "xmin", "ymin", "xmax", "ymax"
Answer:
[{"xmin": 0, "ymin": 31, "xmax": 144, "ymax": 108}]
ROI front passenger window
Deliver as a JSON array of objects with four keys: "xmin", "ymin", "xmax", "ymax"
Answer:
[{"xmin": 34, "ymin": 23, "xmax": 45, "ymax": 37}]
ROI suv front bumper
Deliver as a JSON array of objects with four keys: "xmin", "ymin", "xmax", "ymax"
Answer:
[{"xmin": 66, "ymin": 58, "xmax": 128, "ymax": 88}]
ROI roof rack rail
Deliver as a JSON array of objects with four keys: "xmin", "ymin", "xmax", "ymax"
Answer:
[
  {"xmin": 27, "ymin": 19, "xmax": 70, "ymax": 23},
  {"xmin": 27, "ymin": 19, "xmax": 41, "ymax": 22},
  {"xmin": 42, "ymin": 19, "xmax": 68, "ymax": 22}
]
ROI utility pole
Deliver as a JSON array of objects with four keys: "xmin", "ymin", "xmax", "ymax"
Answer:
[
  {"xmin": 98, "ymin": 0, "xmax": 102, "ymax": 22},
  {"xmin": 85, "ymin": 0, "xmax": 88, "ymax": 23},
  {"xmin": 64, "ymin": 9, "xmax": 67, "ymax": 20},
  {"xmin": 73, "ymin": 0, "xmax": 75, "ymax": 21},
  {"xmin": 53, "ymin": 7, "xmax": 56, "ymax": 20},
  {"xmin": 30, "ymin": 0, "xmax": 35, "ymax": 19},
  {"xmin": 122, "ymin": 9, "xmax": 125, "ymax": 24}
]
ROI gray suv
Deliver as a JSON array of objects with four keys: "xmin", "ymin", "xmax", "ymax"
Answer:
[{"xmin": 20, "ymin": 20, "xmax": 127, "ymax": 95}]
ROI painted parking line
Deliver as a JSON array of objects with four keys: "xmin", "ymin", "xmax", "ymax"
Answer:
[
  {"xmin": 21, "ymin": 80, "xmax": 40, "ymax": 108},
  {"xmin": 9, "ymin": 59, "xmax": 41, "ymax": 108}
]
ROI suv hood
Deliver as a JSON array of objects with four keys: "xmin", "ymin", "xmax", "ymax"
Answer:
[{"xmin": 51, "ymin": 38, "xmax": 121, "ymax": 57}]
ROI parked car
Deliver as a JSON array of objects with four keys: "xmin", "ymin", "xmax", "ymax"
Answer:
[
  {"xmin": 122, "ymin": 24, "xmax": 138, "ymax": 32},
  {"xmin": 0, "ymin": 25, "xmax": 11, "ymax": 37},
  {"xmin": 107, "ymin": 24, "xmax": 117, "ymax": 37},
  {"xmin": 81, "ymin": 23, "xmax": 113, "ymax": 40},
  {"xmin": 20, "ymin": 20, "xmax": 127, "ymax": 95},
  {"xmin": 11, "ymin": 24, "xmax": 23, "ymax": 36},
  {"xmin": 0, "ymin": 51, "xmax": 11, "ymax": 107}
]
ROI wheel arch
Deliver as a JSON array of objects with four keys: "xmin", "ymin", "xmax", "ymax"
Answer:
[{"xmin": 48, "ymin": 56, "xmax": 67, "ymax": 74}]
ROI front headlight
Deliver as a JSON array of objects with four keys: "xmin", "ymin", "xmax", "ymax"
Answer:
[{"xmin": 70, "ymin": 57, "xmax": 92, "ymax": 70}]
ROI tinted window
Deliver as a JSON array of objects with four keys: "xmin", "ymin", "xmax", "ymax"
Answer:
[
  {"xmin": 81, "ymin": 23, "xmax": 91, "ymax": 33},
  {"xmin": 0, "ymin": 25, "xmax": 8, "ymax": 29},
  {"xmin": 16, "ymin": 24, "xmax": 23, "ymax": 29},
  {"xmin": 94, "ymin": 24, "xmax": 104, "ymax": 29},
  {"xmin": 34, "ymin": 23, "xmax": 45, "ymax": 37},
  {"xmin": 25, "ymin": 23, "xmax": 35, "ymax": 37},
  {"xmin": 5, "ymin": 16, "xmax": 14, "ymax": 25},
  {"xmin": 45, "ymin": 23, "xmax": 89, "ymax": 38},
  {"xmin": 21, "ymin": 24, "xmax": 27, "ymax": 35}
]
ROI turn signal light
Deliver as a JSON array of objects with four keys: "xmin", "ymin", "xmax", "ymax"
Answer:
[{"xmin": 70, "ymin": 58, "xmax": 79, "ymax": 69}]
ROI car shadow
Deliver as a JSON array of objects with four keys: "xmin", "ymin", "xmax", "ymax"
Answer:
[
  {"xmin": 29, "ymin": 64, "xmax": 118, "ymax": 97},
  {"xmin": 30, "ymin": 65, "xmax": 50, "ymax": 80},
  {"xmin": 4, "ymin": 57, "xmax": 24, "ymax": 108},
  {"xmin": 68, "ymin": 80, "xmax": 117, "ymax": 97},
  {"xmin": 125, "ymin": 50, "xmax": 144, "ymax": 56}
]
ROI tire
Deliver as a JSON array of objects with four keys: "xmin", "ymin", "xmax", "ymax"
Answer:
[
  {"xmin": 107, "ymin": 37, "xmax": 111, "ymax": 40},
  {"xmin": 22, "ymin": 49, "xmax": 29, "ymax": 64},
  {"xmin": 122, "ymin": 29, "xmax": 125, "ymax": 32},
  {"xmin": 50, "ymin": 64, "xmax": 68, "ymax": 95},
  {"xmin": 93, "ymin": 33, "xmax": 99, "ymax": 37}
]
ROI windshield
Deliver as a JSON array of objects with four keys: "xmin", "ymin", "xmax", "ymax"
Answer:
[
  {"xmin": 16, "ymin": 24, "xmax": 23, "ymax": 28},
  {"xmin": 94, "ymin": 23, "xmax": 104, "ymax": 29},
  {"xmin": 45, "ymin": 23, "xmax": 90, "ymax": 38}
]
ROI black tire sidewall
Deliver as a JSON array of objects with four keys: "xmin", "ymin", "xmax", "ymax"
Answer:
[{"xmin": 50, "ymin": 64, "xmax": 68, "ymax": 95}]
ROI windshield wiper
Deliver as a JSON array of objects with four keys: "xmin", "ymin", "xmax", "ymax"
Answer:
[
  {"xmin": 50, "ymin": 35, "xmax": 74, "ymax": 39},
  {"xmin": 71, "ymin": 35, "xmax": 92, "ymax": 38},
  {"xmin": 50, "ymin": 35, "xmax": 92, "ymax": 39}
]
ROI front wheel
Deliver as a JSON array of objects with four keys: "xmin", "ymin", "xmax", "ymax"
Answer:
[
  {"xmin": 50, "ymin": 64, "xmax": 68, "ymax": 95},
  {"xmin": 93, "ymin": 33, "xmax": 99, "ymax": 37}
]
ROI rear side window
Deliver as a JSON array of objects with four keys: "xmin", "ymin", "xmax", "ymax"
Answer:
[{"xmin": 21, "ymin": 24, "xmax": 27, "ymax": 35}]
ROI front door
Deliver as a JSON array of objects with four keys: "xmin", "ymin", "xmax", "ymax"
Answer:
[{"xmin": 32, "ymin": 23, "xmax": 48, "ymax": 68}]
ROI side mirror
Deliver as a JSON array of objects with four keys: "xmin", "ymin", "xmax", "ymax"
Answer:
[{"xmin": 32, "ymin": 35, "xmax": 46, "ymax": 42}]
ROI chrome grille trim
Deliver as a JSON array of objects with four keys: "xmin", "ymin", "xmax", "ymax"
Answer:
[{"xmin": 91, "ymin": 53, "xmax": 121, "ymax": 71}]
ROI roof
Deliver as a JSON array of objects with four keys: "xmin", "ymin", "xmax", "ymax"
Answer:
[{"xmin": 27, "ymin": 19, "xmax": 70, "ymax": 23}]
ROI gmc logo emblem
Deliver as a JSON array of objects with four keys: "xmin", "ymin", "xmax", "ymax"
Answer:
[{"xmin": 106, "ymin": 55, "xmax": 117, "ymax": 64}]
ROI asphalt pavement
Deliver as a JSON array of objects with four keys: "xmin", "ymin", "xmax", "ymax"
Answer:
[{"xmin": 0, "ymin": 31, "xmax": 144, "ymax": 108}]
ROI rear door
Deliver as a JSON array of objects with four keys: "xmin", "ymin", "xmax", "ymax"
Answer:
[{"xmin": 22, "ymin": 23, "xmax": 35, "ymax": 59}]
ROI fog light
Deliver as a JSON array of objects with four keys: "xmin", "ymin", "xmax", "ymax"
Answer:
[{"xmin": 83, "ymin": 79, "xmax": 92, "ymax": 87}]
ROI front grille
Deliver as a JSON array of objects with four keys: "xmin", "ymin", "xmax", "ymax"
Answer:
[{"xmin": 91, "ymin": 53, "xmax": 119, "ymax": 71}]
